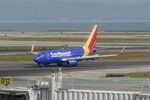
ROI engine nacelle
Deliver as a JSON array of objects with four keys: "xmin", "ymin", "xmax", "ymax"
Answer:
[{"xmin": 66, "ymin": 59, "xmax": 78, "ymax": 66}]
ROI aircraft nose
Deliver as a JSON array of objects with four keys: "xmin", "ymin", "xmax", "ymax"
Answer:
[{"xmin": 34, "ymin": 56, "xmax": 39, "ymax": 63}]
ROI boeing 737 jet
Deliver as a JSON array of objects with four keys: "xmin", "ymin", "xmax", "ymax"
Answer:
[{"xmin": 31, "ymin": 25, "xmax": 125, "ymax": 67}]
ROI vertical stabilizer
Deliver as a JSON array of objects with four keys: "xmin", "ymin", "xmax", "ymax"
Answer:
[{"xmin": 83, "ymin": 24, "xmax": 98, "ymax": 56}]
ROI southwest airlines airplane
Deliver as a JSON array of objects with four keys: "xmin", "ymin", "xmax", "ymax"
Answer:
[{"xmin": 31, "ymin": 25, "xmax": 125, "ymax": 67}]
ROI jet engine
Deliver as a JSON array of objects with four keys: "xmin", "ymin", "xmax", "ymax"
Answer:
[{"xmin": 66, "ymin": 59, "xmax": 78, "ymax": 66}]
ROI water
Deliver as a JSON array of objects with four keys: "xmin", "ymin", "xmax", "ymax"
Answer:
[{"xmin": 0, "ymin": 21, "xmax": 150, "ymax": 31}]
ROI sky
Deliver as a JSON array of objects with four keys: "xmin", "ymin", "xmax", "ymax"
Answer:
[{"xmin": 0, "ymin": 0, "xmax": 150, "ymax": 21}]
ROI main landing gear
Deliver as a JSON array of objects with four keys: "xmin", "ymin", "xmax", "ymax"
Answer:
[{"xmin": 57, "ymin": 62, "xmax": 77, "ymax": 67}]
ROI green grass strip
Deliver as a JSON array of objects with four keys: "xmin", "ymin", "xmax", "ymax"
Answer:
[
  {"xmin": 0, "ymin": 46, "xmax": 68, "ymax": 50},
  {"xmin": 125, "ymin": 72, "xmax": 150, "ymax": 78},
  {"xmin": 0, "ymin": 54, "xmax": 34, "ymax": 63},
  {"xmin": 1, "ymin": 36, "xmax": 150, "ymax": 43}
]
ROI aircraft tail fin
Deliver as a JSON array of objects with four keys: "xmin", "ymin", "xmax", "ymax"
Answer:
[{"xmin": 83, "ymin": 24, "xmax": 98, "ymax": 56}]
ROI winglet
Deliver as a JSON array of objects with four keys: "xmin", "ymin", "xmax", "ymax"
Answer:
[
  {"xmin": 31, "ymin": 44, "xmax": 38, "ymax": 55},
  {"xmin": 120, "ymin": 46, "xmax": 126, "ymax": 55},
  {"xmin": 31, "ymin": 44, "xmax": 34, "ymax": 53}
]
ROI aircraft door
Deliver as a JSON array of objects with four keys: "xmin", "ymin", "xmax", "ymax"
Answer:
[{"xmin": 46, "ymin": 52, "xmax": 51, "ymax": 60}]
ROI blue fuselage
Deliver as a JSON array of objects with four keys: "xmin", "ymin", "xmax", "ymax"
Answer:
[{"xmin": 34, "ymin": 47, "xmax": 84, "ymax": 65}]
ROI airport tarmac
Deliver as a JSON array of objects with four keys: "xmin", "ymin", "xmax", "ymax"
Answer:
[
  {"xmin": 1, "ymin": 60, "xmax": 149, "ymax": 93},
  {"xmin": 0, "ymin": 40, "xmax": 150, "ymax": 47},
  {"xmin": 1, "ymin": 31, "xmax": 150, "ymax": 38},
  {"xmin": 3, "ymin": 33, "xmax": 150, "ymax": 39},
  {"xmin": 0, "ymin": 30, "xmax": 150, "ymax": 93},
  {"xmin": 62, "ymin": 78, "xmax": 150, "ymax": 93},
  {"xmin": 0, "ymin": 60, "xmax": 150, "ymax": 76}
]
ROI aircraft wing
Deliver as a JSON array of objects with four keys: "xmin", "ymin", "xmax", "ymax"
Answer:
[
  {"xmin": 62, "ymin": 47, "xmax": 125, "ymax": 61},
  {"xmin": 62, "ymin": 54, "xmax": 117, "ymax": 61},
  {"xmin": 75, "ymin": 54, "xmax": 118, "ymax": 60}
]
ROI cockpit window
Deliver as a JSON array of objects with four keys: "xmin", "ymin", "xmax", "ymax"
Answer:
[{"xmin": 38, "ymin": 54, "xmax": 44, "ymax": 58}]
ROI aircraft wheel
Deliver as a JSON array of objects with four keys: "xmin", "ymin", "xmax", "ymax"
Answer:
[
  {"xmin": 39, "ymin": 64, "xmax": 46, "ymax": 68},
  {"xmin": 58, "ymin": 62, "xmax": 63, "ymax": 66}
]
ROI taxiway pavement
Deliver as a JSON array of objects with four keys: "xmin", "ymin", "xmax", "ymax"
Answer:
[{"xmin": 0, "ymin": 60, "xmax": 150, "ymax": 76}]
